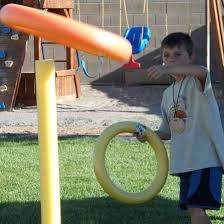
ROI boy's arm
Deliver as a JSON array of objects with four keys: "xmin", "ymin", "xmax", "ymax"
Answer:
[
  {"xmin": 164, "ymin": 64, "xmax": 207, "ymax": 83},
  {"xmin": 147, "ymin": 64, "xmax": 207, "ymax": 86}
]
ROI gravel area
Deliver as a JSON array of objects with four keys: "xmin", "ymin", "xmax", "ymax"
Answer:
[
  {"xmin": 0, "ymin": 85, "xmax": 223, "ymax": 137},
  {"xmin": 0, "ymin": 85, "xmax": 166, "ymax": 136}
]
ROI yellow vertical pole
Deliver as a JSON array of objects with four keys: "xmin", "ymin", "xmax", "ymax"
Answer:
[{"xmin": 35, "ymin": 60, "xmax": 61, "ymax": 224}]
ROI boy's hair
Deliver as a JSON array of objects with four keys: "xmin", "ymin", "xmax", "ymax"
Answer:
[{"xmin": 161, "ymin": 32, "xmax": 194, "ymax": 56}]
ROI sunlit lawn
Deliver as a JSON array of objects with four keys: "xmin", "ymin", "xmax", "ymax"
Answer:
[{"xmin": 0, "ymin": 136, "xmax": 223, "ymax": 223}]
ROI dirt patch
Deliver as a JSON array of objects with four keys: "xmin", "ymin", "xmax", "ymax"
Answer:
[
  {"xmin": 4, "ymin": 84, "xmax": 224, "ymax": 138},
  {"xmin": 1, "ymin": 85, "xmax": 223, "ymax": 137},
  {"xmin": 0, "ymin": 85, "xmax": 165, "ymax": 136}
]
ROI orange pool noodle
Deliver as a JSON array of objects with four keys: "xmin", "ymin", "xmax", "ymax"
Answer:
[{"xmin": 0, "ymin": 4, "xmax": 131, "ymax": 62}]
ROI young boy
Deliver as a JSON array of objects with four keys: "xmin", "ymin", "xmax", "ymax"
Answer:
[{"xmin": 136, "ymin": 32, "xmax": 224, "ymax": 224}]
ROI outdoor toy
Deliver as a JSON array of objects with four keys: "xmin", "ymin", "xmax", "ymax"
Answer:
[
  {"xmin": 123, "ymin": 26, "xmax": 151, "ymax": 55},
  {"xmin": 75, "ymin": 50, "xmax": 98, "ymax": 78},
  {"xmin": 1, "ymin": 27, "xmax": 11, "ymax": 33},
  {"xmin": 123, "ymin": 27, "xmax": 151, "ymax": 70},
  {"xmin": 0, "ymin": 102, "xmax": 6, "ymax": 109},
  {"xmin": 0, "ymin": 4, "xmax": 131, "ymax": 224},
  {"xmin": 0, "ymin": 50, "xmax": 6, "ymax": 59},
  {"xmin": 94, "ymin": 121, "xmax": 168, "ymax": 204},
  {"xmin": 74, "ymin": 0, "xmax": 105, "ymax": 78},
  {"xmin": 0, "ymin": 4, "xmax": 132, "ymax": 62},
  {"xmin": 120, "ymin": 0, "xmax": 152, "ymax": 69}
]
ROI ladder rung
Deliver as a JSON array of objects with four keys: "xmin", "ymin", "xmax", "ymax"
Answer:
[{"xmin": 54, "ymin": 60, "xmax": 67, "ymax": 63}]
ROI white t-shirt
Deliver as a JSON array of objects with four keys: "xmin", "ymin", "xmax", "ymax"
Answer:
[{"xmin": 159, "ymin": 72, "xmax": 224, "ymax": 175}]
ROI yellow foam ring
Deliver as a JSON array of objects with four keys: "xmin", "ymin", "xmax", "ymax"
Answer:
[{"xmin": 93, "ymin": 121, "xmax": 168, "ymax": 204}]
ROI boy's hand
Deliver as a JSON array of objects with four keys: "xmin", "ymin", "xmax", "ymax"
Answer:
[
  {"xmin": 133, "ymin": 124, "xmax": 147, "ymax": 143},
  {"xmin": 134, "ymin": 132, "xmax": 147, "ymax": 143},
  {"xmin": 147, "ymin": 65, "xmax": 165, "ymax": 80}
]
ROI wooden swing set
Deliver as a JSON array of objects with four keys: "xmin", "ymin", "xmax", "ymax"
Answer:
[
  {"xmin": 0, "ymin": 0, "xmax": 81, "ymax": 111},
  {"xmin": 0, "ymin": 0, "xmax": 223, "ymax": 111}
]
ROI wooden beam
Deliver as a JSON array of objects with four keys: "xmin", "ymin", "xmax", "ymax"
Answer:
[
  {"xmin": 210, "ymin": 0, "xmax": 224, "ymax": 81},
  {"xmin": 34, "ymin": 37, "xmax": 42, "ymax": 61},
  {"xmin": 41, "ymin": 0, "xmax": 74, "ymax": 9},
  {"xmin": 63, "ymin": 9, "xmax": 70, "ymax": 18},
  {"xmin": 215, "ymin": 0, "xmax": 224, "ymax": 61},
  {"xmin": 206, "ymin": 0, "xmax": 210, "ymax": 70},
  {"xmin": 55, "ymin": 69, "xmax": 77, "ymax": 77},
  {"xmin": 33, "ymin": 3, "xmax": 81, "ymax": 99}
]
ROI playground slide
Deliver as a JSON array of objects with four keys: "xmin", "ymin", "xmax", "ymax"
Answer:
[{"xmin": 0, "ymin": 23, "xmax": 29, "ymax": 111}]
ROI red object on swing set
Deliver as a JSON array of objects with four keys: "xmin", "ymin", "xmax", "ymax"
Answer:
[
  {"xmin": 123, "ymin": 55, "xmax": 140, "ymax": 70},
  {"xmin": 120, "ymin": 0, "xmax": 152, "ymax": 70},
  {"xmin": 122, "ymin": 26, "xmax": 151, "ymax": 70}
]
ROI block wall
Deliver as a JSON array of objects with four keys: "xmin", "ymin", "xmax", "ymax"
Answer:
[{"xmin": 22, "ymin": 0, "xmax": 207, "ymax": 84}]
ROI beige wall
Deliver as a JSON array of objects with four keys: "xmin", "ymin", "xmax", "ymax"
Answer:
[{"xmin": 22, "ymin": 0, "xmax": 208, "ymax": 84}]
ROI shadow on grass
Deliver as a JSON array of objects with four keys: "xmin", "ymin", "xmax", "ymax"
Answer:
[
  {"xmin": 0, "ymin": 196, "xmax": 222, "ymax": 223},
  {"xmin": 0, "ymin": 134, "xmax": 100, "ymax": 141},
  {"xmin": 0, "ymin": 196, "xmax": 190, "ymax": 224}
]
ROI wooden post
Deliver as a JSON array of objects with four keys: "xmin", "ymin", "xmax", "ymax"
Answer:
[{"xmin": 210, "ymin": 0, "xmax": 224, "ymax": 82}]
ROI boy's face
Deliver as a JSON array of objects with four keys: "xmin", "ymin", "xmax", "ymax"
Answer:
[
  {"xmin": 162, "ymin": 45, "xmax": 193, "ymax": 80},
  {"xmin": 162, "ymin": 45, "xmax": 192, "ymax": 65}
]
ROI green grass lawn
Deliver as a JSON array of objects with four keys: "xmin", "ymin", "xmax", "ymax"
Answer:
[{"xmin": 0, "ymin": 136, "xmax": 223, "ymax": 224}]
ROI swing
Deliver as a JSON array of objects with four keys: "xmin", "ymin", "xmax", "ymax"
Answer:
[
  {"xmin": 121, "ymin": 0, "xmax": 152, "ymax": 69},
  {"xmin": 74, "ymin": 0, "xmax": 104, "ymax": 79},
  {"xmin": 75, "ymin": 50, "xmax": 98, "ymax": 78},
  {"xmin": 123, "ymin": 26, "xmax": 151, "ymax": 54}
]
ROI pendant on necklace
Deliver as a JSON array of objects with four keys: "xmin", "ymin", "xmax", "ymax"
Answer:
[
  {"xmin": 170, "ymin": 117, "xmax": 185, "ymax": 134},
  {"xmin": 175, "ymin": 110, "xmax": 187, "ymax": 119}
]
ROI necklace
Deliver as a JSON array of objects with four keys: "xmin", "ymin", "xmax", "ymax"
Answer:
[
  {"xmin": 172, "ymin": 77, "xmax": 185, "ymax": 117},
  {"xmin": 170, "ymin": 77, "xmax": 186, "ymax": 134}
]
